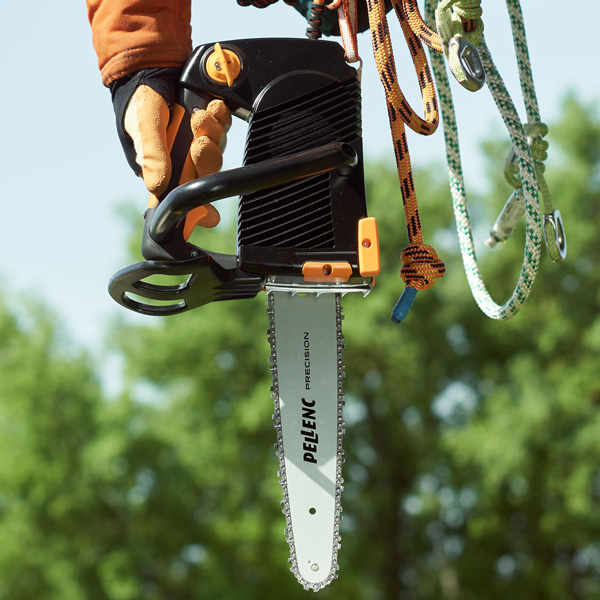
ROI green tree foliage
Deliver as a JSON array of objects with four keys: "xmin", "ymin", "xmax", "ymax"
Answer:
[
  {"xmin": 431, "ymin": 95, "xmax": 600, "ymax": 600},
  {"xmin": 0, "ymin": 302, "xmax": 104, "ymax": 599},
  {"xmin": 1, "ymin": 95, "xmax": 599, "ymax": 599}
]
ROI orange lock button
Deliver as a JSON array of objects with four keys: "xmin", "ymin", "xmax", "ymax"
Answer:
[{"xmin": 205, "ymin": 43, "xmax": 241, "ymax": 87}]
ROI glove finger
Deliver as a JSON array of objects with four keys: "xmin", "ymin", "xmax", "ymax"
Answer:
[
  {"xmin": 205, "ymin": 99, "xmax": 232, "ymax": 132},
  {"xmin": 186, "ymin": 100, "xmax": 231, "ymax": 230},
  {"xmin": 190, "ymin": 108, "xmax": 226, "ymax": 144},
  {"xmin": 124, "ymin": 85, "xmax": 171, "ymax": 197},
  {"xmin": 207, "ymin": 99, "xmax": 231, "ymax": 152},
  {"xmin": 183, "ymin": 203, "xmax": 221, "ymax": 234},
  {"xmin": 190, "ymin": 136, "xmax": 224, "ymax": 178},
  {"xmin": 191, "ymin": 100, "xmax": 231, "ymax": 148},
  {"xmin": 199, "ymin": 203, "xmax": 221, "ymax": 228}
]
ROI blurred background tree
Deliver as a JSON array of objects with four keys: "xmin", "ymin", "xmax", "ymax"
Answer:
[{"xmin": 0, "ymin": 95, "xmax": 599, "ymax": 599}]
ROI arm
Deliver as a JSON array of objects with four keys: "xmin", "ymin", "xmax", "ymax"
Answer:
[{"xmin": 86, "ymin": 0, "xmax": 193, "ymax": 86}]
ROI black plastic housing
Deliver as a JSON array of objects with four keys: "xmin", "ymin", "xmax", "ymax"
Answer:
[{"xmin": 108, "ymin": 38, "xmax": 368, "ymax": 315}]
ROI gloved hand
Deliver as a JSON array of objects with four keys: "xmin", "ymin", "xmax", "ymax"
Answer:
[{"xmin": 111, "ymin": 68, "xmax": 231, "ymax": 230}]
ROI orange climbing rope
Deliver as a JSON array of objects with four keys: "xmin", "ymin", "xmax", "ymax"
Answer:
[
  {"xmin": 311, "ymin": 0, "xmax": 460, "ymax": 319},
  {"xmin": 402, "ymin": 0, "xmax": 443, "ymax": 52},
  {"xmin": 362, "ymin": 0, "xmax": 446, "ymax": 321}
]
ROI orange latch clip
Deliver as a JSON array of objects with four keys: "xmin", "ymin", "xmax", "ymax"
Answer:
[
  {"xmin": 358, "ymin": 217, "xmax": 380, "ymax": 277},
  {"xmin": 302, "ymin": 262, "xmax": 353, "ymax": 283}
]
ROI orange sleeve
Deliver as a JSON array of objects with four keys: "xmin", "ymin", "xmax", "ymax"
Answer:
[{"xmin": 86, "ymin": 0, "xmax": 193, "ymax": 86}]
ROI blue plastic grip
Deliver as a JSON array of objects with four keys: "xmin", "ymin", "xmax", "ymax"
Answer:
[{"xmin": 391, "ymin": 286, "xmax": 418, "ymax": 324}]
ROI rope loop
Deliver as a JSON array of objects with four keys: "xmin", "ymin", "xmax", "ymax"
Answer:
[
  {"xmin": 329, "ymin": 0, "xmax": 360, "ymax": 63},
  {"xmin": 436, "ymin": 0, "xmax": 484, "ymax": 50},
  {"xmin": 504, "ymin": 121, "xmax": 549, "ymax": 188},
  {"xmin": 501, "ymin": 120, "xmax": 565, "ymax": 262},
  {"xmin": 367, "ymin": 0, "xmax": 440, "ymax": 135},
  {"xmin": 434, "ymin": 0, "xmax": 485, "ymax": 91},
  {"xmin": 452, "ymin": 0, "xmax": 483, "ymax": 38}
]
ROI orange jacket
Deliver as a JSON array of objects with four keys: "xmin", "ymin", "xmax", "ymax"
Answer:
[{"xmin": 87, "ymin": 0, "xmax": 193, "ymax": 86}]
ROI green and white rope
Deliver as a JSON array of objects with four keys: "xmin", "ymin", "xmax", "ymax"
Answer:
[
  {"xmin": 503, "ymin": 0, "xmax": 565, "ymax": 263},
  {"xmin": 425, "ymin": 0, "xmax": 544, "ymax": 320},
  {"xmin": 505, "ymin": 0, "xmax": 538, "ymax": 120}
]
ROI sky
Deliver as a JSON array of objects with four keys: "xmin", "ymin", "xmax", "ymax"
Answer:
[{"xmin": 1, "ymin": 1, "xmax": 598, "ymax": 363}]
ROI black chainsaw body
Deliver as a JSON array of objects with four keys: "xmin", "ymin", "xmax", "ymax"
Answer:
[{"xmin": 109, "ymin": 38, "xmax": 368, "ymax": 316}]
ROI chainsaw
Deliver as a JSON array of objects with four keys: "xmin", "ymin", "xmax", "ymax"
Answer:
[{"xmin": 109, "ymin": 37, "xmax": 380, "ymax": 591}]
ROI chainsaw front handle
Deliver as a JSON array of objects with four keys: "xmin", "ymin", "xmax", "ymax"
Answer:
[{"xmin": 149, "ymin": 141, "xmax": 357, "ymax": 244}]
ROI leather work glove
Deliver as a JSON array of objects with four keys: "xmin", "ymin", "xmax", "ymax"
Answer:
[{"xmin": 111, "ymin": 68, "xmax": 231, "ymax": 229}]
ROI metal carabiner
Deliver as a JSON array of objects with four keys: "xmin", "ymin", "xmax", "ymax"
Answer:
[
  {"xmin": 448, "ymin": 36, "xmax": 485, "ymax": 92},
  {"xmin": 543, "ymin": 210, "xmax": 567, "ymax": 262}
]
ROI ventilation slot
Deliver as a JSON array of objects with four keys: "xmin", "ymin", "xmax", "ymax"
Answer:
[{"xmin": 237, "ymin": 78, "xmax": 360, "ymax": 249}]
